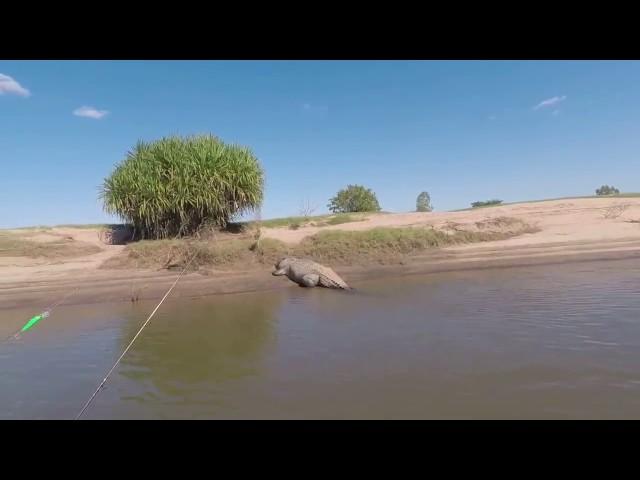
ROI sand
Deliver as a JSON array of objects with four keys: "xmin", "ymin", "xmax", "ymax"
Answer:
[{"xmin": 1, "ymin": 197, "xmax": 640, "ymax": 309}]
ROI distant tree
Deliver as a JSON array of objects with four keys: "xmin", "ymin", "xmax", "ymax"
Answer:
[
  {"xmin": 416, "ymin": 191, "xmax": 433, "ymax": 212},
  {"xmin": 299, "ymin": 199, "xmax": 318, "ymax": 218},
  {"xmin": 595, "ymin": 185, "xmax": 620, "ymax": 196},
  {"xmin": 328, "ymin": 185, "xmax": 381, "ymax": 213},
  {"xmin": 471, "ymin": 199, "xmax": 503, "ymax": 208}
]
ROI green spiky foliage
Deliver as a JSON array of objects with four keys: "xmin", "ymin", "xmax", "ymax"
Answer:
[{"xmin": 100, "ymin": 135, "xmax": 264, "ymax": 239}]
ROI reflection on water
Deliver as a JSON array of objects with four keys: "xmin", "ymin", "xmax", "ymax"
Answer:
[
  {"xmin": 2, "ymin": 258, "xmax": 640, "ymax": 419},
  {"xmin": 113, "ymin": 294, "xmax": 282, "ymax": 419}
]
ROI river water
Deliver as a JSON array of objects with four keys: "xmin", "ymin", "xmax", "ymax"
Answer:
[{"xmin": 2, "ymin": 258, "xmax": 639, "ymax": 419}]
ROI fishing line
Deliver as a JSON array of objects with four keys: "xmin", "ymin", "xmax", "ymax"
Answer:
[{"xmin": 74, "ymin": 252, "xmax": 197, "ymax": 420}]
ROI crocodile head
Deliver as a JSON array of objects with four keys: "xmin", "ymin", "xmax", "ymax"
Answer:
[{"xmin": 272, "ymin": 257, "xmax": 296, "ymax": 276}]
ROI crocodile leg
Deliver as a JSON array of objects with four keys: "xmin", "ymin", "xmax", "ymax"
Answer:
[{"xmin": 301, "ymin": 274, "xmax": 320, "ymax": 287}]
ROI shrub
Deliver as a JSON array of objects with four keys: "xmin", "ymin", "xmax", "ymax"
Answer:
[
  {"xmin": 100, "ymin": 134, "xmax": 264, "ymax": 239},
  {"xmin": 327, "ymin": 185, "xmax": 381, "ymax": 213},
  {"xmin": 595, "ymin": 185, "xmax": 620, "ymax": 196},
  {"xmin": 471, "ymin": 199, "xmax": 503, "ymax": 208}
]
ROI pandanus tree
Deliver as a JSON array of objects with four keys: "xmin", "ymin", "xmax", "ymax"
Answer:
[{"xmin": 100, "ymin": 134, "xmax": 264, "ymax": 239}]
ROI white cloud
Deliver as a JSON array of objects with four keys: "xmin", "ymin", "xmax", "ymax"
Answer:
[
  {"xmin": 73, "ymin": 106, "xmax": 109, "ymax": 119},
  {"xmin": 0, "ymin": 73, "xmax": 31, "ymax": 97},
  {"xmin": 301, "ymin": 102, "xmax": 328, "ymax": 113},
  {"xmin": 533, "ymin": 95, "xmax": 567, "ymax": 110}
]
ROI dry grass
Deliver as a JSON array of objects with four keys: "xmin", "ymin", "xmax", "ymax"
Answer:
[
  {"xmin": 295, "ymin": 221, "xmax": 537, "ymax": 265},
  {"xmin": 12, "ymin": 223, "xmax": 112, "ymax": 231},
  {"xmin": 0, "ymin": 232, "xmax": 101, "ymax": 259},
  {"xmin": 101, "ymin": 236, "xmax": 288, "ymax": 271},
  {"xmin": 246, "ymin": 216, "xmax": 311, "ymax": 229},
  {"xmin": 452, "ymin": 193, "xmax": 640, "ymax": 212},
  {"xmin": 102, "ymin": 216, "xmax": 536, "ymax": 270},
  {"xmin": 253, "ymin": 213, "xmax": 366, "ymax": 229},
  {"xmin": 318, "ymin": 214, "xmax": 366, "ymax": 226},
  {"xmin": 602, "ymin": 204, "xmax": 630, "ymax": 219}
]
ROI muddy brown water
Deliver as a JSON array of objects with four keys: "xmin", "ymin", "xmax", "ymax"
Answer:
[{"xmin": 1, "ymin": 258, "xmax": 640, "ymax": 419}]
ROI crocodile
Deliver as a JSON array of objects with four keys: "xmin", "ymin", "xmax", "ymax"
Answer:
[{"xmin": 272, "ymin": 257, "xmax": 351, "ymax": 290}]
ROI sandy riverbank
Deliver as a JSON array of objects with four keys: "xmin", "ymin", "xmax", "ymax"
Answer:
[{"xmin": 2, "ymin": 197, "xmax": 640, "ymax": 310}]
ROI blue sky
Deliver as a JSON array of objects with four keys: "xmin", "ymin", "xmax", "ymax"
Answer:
[{"xmin": 1, "ymin": 60, "xmax": 639, "ymax": 228}]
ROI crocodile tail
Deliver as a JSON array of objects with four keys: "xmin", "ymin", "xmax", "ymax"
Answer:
[{"xmin": 319, "ymin": 275, "xmax": 350, "ymax": 290}]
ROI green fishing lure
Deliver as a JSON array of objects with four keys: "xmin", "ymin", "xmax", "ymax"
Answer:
[{"xmin": 20, "ymin": 311, "xmax": 50, "ymax": 333}]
